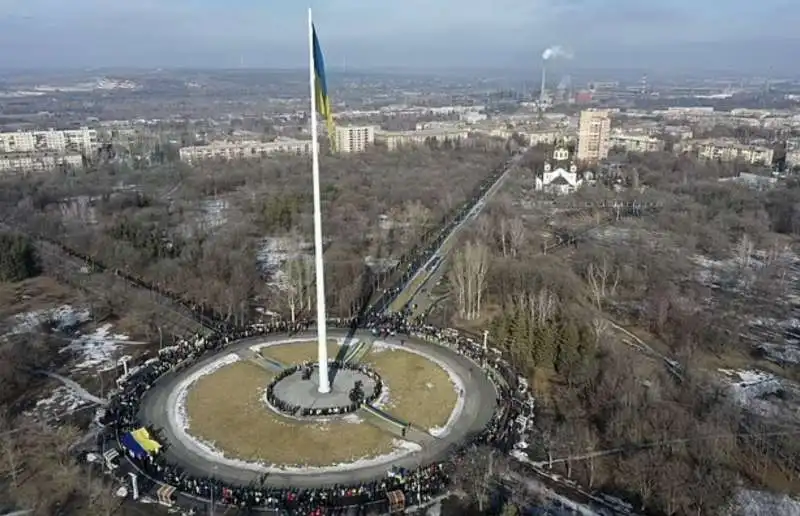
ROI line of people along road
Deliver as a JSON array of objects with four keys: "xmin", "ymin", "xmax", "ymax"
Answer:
[{"xmin": 98, "ymin": 315, "xmax": 534, "ymax": 513}]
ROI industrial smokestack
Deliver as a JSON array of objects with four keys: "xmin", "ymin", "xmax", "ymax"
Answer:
[
  {"xmin": 542, "ymin": 45, "xmax": 573, "ymax": 60},
  {"xmin": 540, "ymin": 62, "xmax": 547, "ymax": 102}
]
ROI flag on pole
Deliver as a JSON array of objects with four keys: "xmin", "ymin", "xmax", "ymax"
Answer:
[{"xmin": 312, "ymin": 23, "xmax": 336, "ymax": 150}]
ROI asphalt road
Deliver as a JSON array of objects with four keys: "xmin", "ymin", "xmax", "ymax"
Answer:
[
  {"xmin": 398, "ymin": 151, "xmax": 524, "ymax": 316},
  {"xmin": 139, "ymin": 330, "xmax": 497, "ymax": 489}
]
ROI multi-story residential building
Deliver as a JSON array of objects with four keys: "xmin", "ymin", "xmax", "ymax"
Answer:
[
  {"xmin": 376, "ymin": 128, "xmax": 471, "ymax": 151},
  {"xmin": 664, "ymin": 126, "xmax": 694, "ymax": 140},
  {"xmin": 577, "ymin": 109, "xmax": 612, "ymax": 163},
  {"xmin": 786, "ymin": 150, "xmax": 800, "ymax": 169},
  {"xmin": 693, "ymin": 139, "xmax": 774, "ymax": 165},
  {"xmin": 0, "ymin": 132, "xmax": 35, "ymax": 153},
  {"xmin": 0, "ymin": 128, "xmax": 97, "ymax": 154},
  {"xmin": 610, "ymin": 134, "xmax": 665, "ymax": 153},
  {"xmin": 178, "ymin": 138, "xmax": 312, "ymax": 163},
  {"xmin": 62, "ymin": 128, "xmax": 98, "ymax": 152},
  {"xmin": 334, "ymin": 125, "xmax": 375, "ymax": 153},
  {"xmin": 487, "ymin": 128, "xmax": 564, "ymax": 146},
  {"xmin": 0, "ymin": 153, "xmax": 83, "ymax": 174}
]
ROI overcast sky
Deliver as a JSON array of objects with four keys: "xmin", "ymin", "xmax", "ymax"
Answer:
[{"xmin": 0, "ymin": 0, "xmax": 796, "ymax": 72}]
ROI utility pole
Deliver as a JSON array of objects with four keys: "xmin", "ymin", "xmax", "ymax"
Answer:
[
  {"xmin": 482, "ymin": 330, "xmax": 489, "ymax": 367},
  {"xmin": 209, "ymin": 465, "xmax": 218, "ymax": 515}
]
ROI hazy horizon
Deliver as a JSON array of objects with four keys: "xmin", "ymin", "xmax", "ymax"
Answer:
[{"xmin": 0, "ymin": 0, "xmax": 797, "ymax": 73}]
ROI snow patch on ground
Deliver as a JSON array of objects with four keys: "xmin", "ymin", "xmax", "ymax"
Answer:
[
  {"xmin": 201, "ymin": 198, "xmax": 228, "ymax": 230},
  {"xmin": 5, "ymin": 304, "xmax": 127, "ymax": 373},
  {"xmin": 371, "ymin": 340, "xmax": 394, "ymax": 353},
  {"xmin": 372, "ymin": 341, "xmax": 466, "ymax": 438},
  {"xmin": 26, "ymin": 385, "xmax": 91, "ymax": 420},
  {"xmin": 62, "ymin": 323, "xmax": 130, "ymax": 371},
  {"xmin": 747, "ymin": 317, "xmax": 800, "ymax": 366},
  {"xmin": 505, "ymin": 465, "xmax": 602, "ymax": 516},
  {"xmin": 759, "ymin": 343, "xmax": 800, "ymax": 366},
  {"xmin": 256, "ymin": 237, "xmax": 312, "ymax": 288},
  {"xmin": 730, "ymin": 489, "xmax": 800, "ymax": 516},
  {"xmin": 717, "ymin": 369, "xmax": 799, "ymax": 420},
  {"xmin": 342, "ymin": 413, "xmax": 363, "ymax": 424},
  {"xmin": 6, "ymin": 304, "xmax": 90, "ymax": 335}
]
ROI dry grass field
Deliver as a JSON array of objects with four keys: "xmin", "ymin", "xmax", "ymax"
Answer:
[
  {"xmin": 259, "ymin": 340, "xmax": 343, "ymax": 365},
  {"xmin": 365, "ymin": 347, "xmax": 457, "ymax": 430},
  {"xmin": 0, "ymin": 277, "xmax": 76, "ymax": 320},
  {"xmin": 184, "ymin": 361, "xmax": 396, "ymax": 466},
  {"xmin": 259, "ymin": 339, "xmax": 459, "ymax": 430}
]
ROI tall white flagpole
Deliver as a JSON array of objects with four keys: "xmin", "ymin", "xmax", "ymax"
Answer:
[{"xmin": 308, "ymin": 7, "xmax": 330, "ymax": 394}]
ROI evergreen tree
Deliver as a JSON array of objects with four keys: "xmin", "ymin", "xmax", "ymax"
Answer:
[
  {"xmin": 0, "ymin": 233, "xmax": 40, "ymax": 282},
  {"xmin": 555, "ymin": 319, "xmax": 582, "ymax": 373}
]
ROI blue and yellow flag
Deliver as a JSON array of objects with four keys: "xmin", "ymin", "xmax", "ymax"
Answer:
[{"xmin": 312, "ymin": 24, "xmax": 336, "ymax": 150}]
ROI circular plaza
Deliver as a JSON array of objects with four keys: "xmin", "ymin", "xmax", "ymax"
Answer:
[{"xmin": 139, "ymin": 330, "xmax": 497, "ymax": 488}]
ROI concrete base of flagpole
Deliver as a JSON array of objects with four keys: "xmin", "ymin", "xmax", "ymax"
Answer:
[{"xmin": 267, "ymin": 365, "xmax": 380, "ymax": 418}]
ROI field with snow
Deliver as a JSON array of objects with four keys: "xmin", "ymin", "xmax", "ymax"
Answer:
[
  {"xmin": 717, "ymin": 369, "xmax": 800, "ymax": 426},
  {"xmin": 256, "ymin": 236, "xmax": 312, "ymax": 289},
  {"xmin": 691, "ymin": 251, "xmax": 800, "ymax": 368},
  {"xmin": 730, "ymin": 489, "xmax": 800, "ymax": 516},
  {"xmin": 3, "ymin": 303, "xmax": 132, "ymax": 420},
  {"xmin": 4, "ymin": 304, "xmax": 130, "ymax": 373}
]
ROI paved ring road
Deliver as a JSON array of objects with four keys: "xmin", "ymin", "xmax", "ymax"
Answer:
[{"xmin": 139, "ymin": 330, "xmax": 497, "ymax": 489}]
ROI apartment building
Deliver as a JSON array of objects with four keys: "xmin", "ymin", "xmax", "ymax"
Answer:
[
  {"xmin": 786, "ymin": 150, "xmax": 800, "ymax": 169},
  {"xmin": 179, "ymin": 138, "xmax": 312, "ymax": 163},
  {"xmin": 487, "ymin": 128, "xmax": 563, "ymax": 146},
  {"xmin": 334, "ymin": 125, "xmax": 375, "ymax": 153},
  {"xmin": 577, "ymin": 109, "xmax": 612, "ymax": 163},
  {"xmin": 376, "ymin": 128, "xmax": 470, "ymax": 151},
  {"xmin": 0, "ymin": 154, "xmax": 83, "ymax": 174},
  {"xmin": 0, "ymin": 128, "xmax": 98, "ymax": 154},
  {"xmin": 693, "ymin": 139, "xmax": 774, "ymax": 165},
  {"xmin": 611, "ymin": 134, "xmax": 665, "ymax": 153}
]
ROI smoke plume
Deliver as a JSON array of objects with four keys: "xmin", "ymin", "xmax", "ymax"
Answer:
[{"xmin": 542, "ymin": 45, "xmax": 573, "ymax": 60}]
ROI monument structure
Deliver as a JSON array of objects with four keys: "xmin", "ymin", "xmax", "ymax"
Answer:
[{"xmin": 307, "ymin": 8, "xmax": 336, "ymax": 393}]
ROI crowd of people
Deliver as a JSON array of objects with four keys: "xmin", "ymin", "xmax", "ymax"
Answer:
[
  {"xmin": 265, "ymin": 361, "xmax": 383, "ymax": 417},
  {"xmin": 100, "ymin": 311, "xmax": 534, "ymax": 514}
]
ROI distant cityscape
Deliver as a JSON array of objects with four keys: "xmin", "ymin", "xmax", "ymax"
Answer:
[{"xmin": 0, "ymin": 70, "xmax": 795, "ymax": 176}]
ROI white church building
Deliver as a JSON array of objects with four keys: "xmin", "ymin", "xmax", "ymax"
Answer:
[{"xmin": 535, "ymin": 147, "xmax": 584, "ymax": 195}]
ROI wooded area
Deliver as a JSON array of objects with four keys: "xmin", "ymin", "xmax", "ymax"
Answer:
[{"xmin": 436, "ymin": 148, "xmax": 800, "ymax": 515}]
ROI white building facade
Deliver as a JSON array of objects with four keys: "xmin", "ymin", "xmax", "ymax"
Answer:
[
  {"xmin": 179, "ymin": 138, "xmax": 312, "ymax": 163},
  {"xmin": 536, "ymin": 147, "xmax": 583, "ymax": 195},
  {"xmin": 334, "ymin": 125, "xmax": 375, "ymax": 153}
]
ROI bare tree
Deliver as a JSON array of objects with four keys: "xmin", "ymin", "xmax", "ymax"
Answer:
[
  {"xmin": 591, "ymin": 317, "xmax": 609, "ymax": 345},
  {"xmin": 449, "ymin": 249, "xmax": 468, "ymax": 318},
  {"xmin": 0, "ymin": 415, "xmax": 20, "ymax": 489},
  {"xmin": 586, "ymin": 258, "xmax": 619, "ymax": 309},
  {"xmin": 450, "ymin": 240, "xmax": 491, "ymax": 320},
  {"xmin": 83, "ymin": 476, "xmax": 122, "ymax": 516},
  {"xmin": 282, "ymin": 256, "xmax": 313, "ymax": 323},
  {"xmin": 453, "ymin": 446, "xmax": 499, "ymax": 513},
  {"xmin": 507, "ymin": 218, "xmax": 525, "ymax": 257},
  {"xmin": 498, "ymin": 218, "xmax": 509, "ymax": 257},
  {"xmin": 735, "ymin": 233, "xmax": 754, "ymax": 270},
  {"xmin": 402, "ymin": 200, "xmax": 432, "ymax": 236}
]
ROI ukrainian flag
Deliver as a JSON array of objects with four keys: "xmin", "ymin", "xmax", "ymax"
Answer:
[
  {"xmin": 312, "ymin": 24, "xmax": 336, "ymax": 150},
  {"xmin": 131, "ymin": 427, "xmax": 162, "ymax": 455}
]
